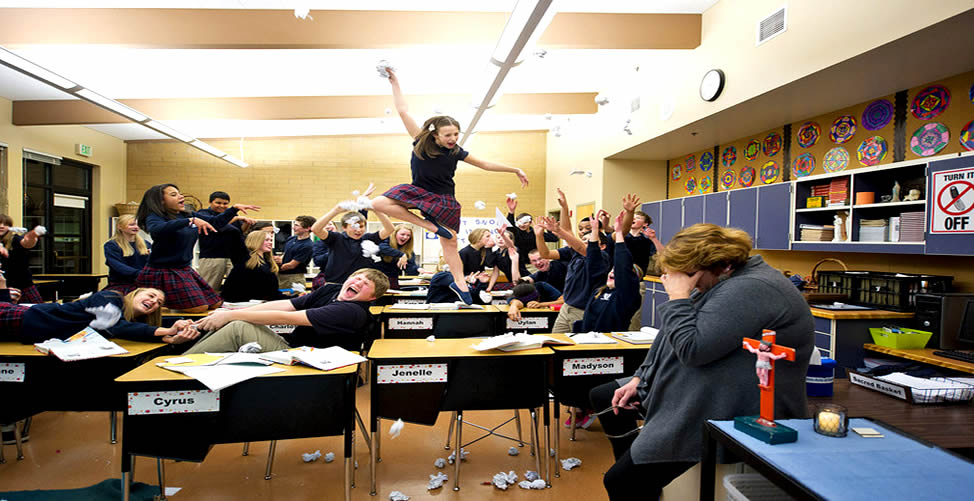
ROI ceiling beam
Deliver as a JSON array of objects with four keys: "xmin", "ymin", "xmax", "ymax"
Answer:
[
  {"xmin": 11, "ymin": 93, "xmax": 598, "ymax": 125},
  {"xmin": 0, "ymin": 9, "xmax": 700, "ymax": 50}
]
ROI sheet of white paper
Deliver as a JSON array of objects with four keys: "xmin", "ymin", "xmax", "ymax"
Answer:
[
  {"xmin": 164, "ymin": 357, "xmax": 195, "ymax": 365},
  {"xmin": 215, "ymin": 352, "xmax": 275, "ymax": 366},
  {"xmin": 292, "ymin": 346, "xmax": 367, "ymax": 372},
  {"xmin": 471, "ymin": 333, "xmax": 521, "ymax": 351},
  {"xmin": 164, "ymin": 364, "xmax": 284, "ymax": 391},
  {"xmin": 616, "ymin": 330, "xmax": 658, "ymax": 341},
  {"xmin": 165, "ymin": 487, "xmax": 182, "ymax": 495},
  {"xmin": 390, "ymin": 303, "xmax": 431, "ymax": 310},
  {"xmin": 570, "ymin": 332, "xmax": 617, "ymax": 344}
]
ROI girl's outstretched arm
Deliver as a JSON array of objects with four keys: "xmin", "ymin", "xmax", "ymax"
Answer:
[
  {"xmin": 462, "ymin": 154, "xmax": 529, "ymax": 188},
  {"xmin": 388, "ymin": 70, "xmax": 421, "ymax": 138}
]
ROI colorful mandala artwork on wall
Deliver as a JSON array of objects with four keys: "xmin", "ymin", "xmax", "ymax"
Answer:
[
  {"xmin": 796, "ymin": 122, "xmax": 821, "ymax": 148},
  {"xmin": 760, "ymin": 160, "xmax": 780, "ymax": 184},
  {"xmin": 720, "ymin": 169, "xmax": 736, "ymax": 189},
  {"xmin": 671, "ymin": 164, "xmax": 682, "ymax": 181},
  {"xmin": 829, "ymin": 115, "xmax": 857, "ymax": 144},
  {"xmin": 762, "ymin": 132, "xmax": 782, "ymax": 157},
  {"xmin": 911, "ymin": 85, "xmax": 951, "ymax": 120},
  {"xmin": 739, "ymin": 166, "xmax": 755, "ymax": 188},
  {"xmin": 684, "ymin": 177, "xmax": 696, "ymax": 194},
  {"xmin": 792, "ymin": 153, "xmax": 815, "ymax": 178},
  {"xmin": 721, "ymin": 146, "xmax": 737, "ymax": 167},
  {"xmin": 744, "ymin": 140, "xmax": 760, "ymax": 160},
  {"xmin": 823, "ymin": 147, "xmax": 850, "ymax": 173},
  {"xmin": 960, "ymin": 119, "xmax": 974, "ymax": 151},
  {"xmin": 699, "ymin": 151, "xmax": 715, "ymax": 172},
  {"xmin": 685, "ymin": 155, "xmax": 696, "ymax": 173},
  {"xmin": 861, "ymin": 99, "xmax": 894, "ymax": 130},
  {"xmin": 699, "ymin": 175, "xmax": 712, "ymax": 194},
  {"xmin": 857, "ymin": 136, "xmax": 888, "ymax": 166},
  {"xmin": 910, "ymin": 123, "xmax": 950, "ymax": 157}
]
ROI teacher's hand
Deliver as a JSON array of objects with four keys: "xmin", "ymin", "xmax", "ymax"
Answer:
[{"xmin": 660, "ymin": 269, "xmax": 702, "ymax": 300}]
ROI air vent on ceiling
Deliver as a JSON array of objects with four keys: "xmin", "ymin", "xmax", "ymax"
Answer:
[{"xmin": 756, "ymin": 6, "xmax": 787, "ymax": 46}]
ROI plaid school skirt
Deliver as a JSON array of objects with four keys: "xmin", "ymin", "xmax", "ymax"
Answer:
[
  {"xmin": 103, "ymin": 282, "xmax": 137, "ymax": 295},
  {"xmin": 0, "ymin": 302, "xmax": 28, "ymax": 338},
  {"xmin": 18, "ymin": 285, "xmax": 43, "ymax": 304},
  {"xmin": 136, "ymin": 265, "xmax": 221, "ymax": 310},
  {"xmin": 383, "ymin": 184, "xmax": 461, "ymax": 233}
]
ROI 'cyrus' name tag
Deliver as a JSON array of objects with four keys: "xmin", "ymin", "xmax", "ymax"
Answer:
[{"xmin": 128, "ymin": 390, "xmax": 220, "ymax": 415}]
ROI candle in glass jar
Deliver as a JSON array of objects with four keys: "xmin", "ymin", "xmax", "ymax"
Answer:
[{"xmin": 818, "ymin": 410, "xmax": 841, "ymax": 433}]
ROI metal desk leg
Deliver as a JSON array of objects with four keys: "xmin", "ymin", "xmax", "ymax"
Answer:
[
  {"xmin": 515, "ymin": 409, "xmax": 524, "ymax": 446},
  {"xmin": 445, "ymin": 411, "xmax": 455, "ymax": 450},
  {"xmin": 544, "ymin": 401, "xmax": 551, "ymax": 486},
  {"xmin": 452, "ymin": 410, "xmax": 463, "ymax": 491},
  {"xmin": 345, "ymin": 456, "xmax": 353, "ymax": 501},
  {"xmin": 554, "ymin": 403, "xmax": 561, "ymax": 477},
  {"xmin": 12, "ymin": 421, "xmax": 24, "ymax": 460},
  {"xmin": 370, "ymin": 417, "xmax": 378, "ymax": 496},
  {"xmin": 530, "ymin": 409, "xmax": 542, "ymax": 479},
  {"xmin": 264, "ymin": 441, "xmax": 277, "ymax": 480},
  {"xmin": 0, "ymin": 440, "xmax": 5, "ymax": 464},
  {"xmin": 156, "ymin": 458, "xmax": 167, "ymax": 500},
  {"xmin": 350, "ymin": 426, "xmax": 356, "ymax": 488},
  {"xmin": 569, "ymin": 406, "xmax": 578, "ymax": 441},
  {"xmin": 242, "ymin": 442, "xmax": 250, "ymax": 456},
  {"xmin": 110, "ymin": 411, "xmax": 117, "ymax": 444}
]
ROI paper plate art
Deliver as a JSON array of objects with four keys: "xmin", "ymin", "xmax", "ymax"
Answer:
[
  {"xmin": 857, "ymin": 136, "xmax": 888, "ymax": 166},
  {"xmin": 671, "ymin": 164, "xmax": 682, "ymax": 181},
  {"xmin": 739, "ymin": 166, "xmax": 755, "ymax": 188},
  {"xmin": 684, "ymin": 178, "xmax": 696, "ymax": 194},
  {"xmin": 823, "ymin": 147, "xmax": 850, "ymax": 173},
  {"xmin": 910, "ymin": 123, "xmax": 949, "ymax": 157},
  {"xmin": 699, "ymin": 175, "xmax": 712, "ymax": 193},
  {"xmin": 960, "ymin": 119, "xmax": 974, "ymax": 151},
  {"xmin": 792, "ymin": 153, "xmax": 816, "ymax": 178},
  {"xmin": 797, "ymin": 122, "xmax": 821, "ymax": 148},
  {"xmin": 911, "ymin": 85, "xmax": 950, "ymax": 120},
  {"xmin": 720, "ymin": 169, "xmax": 736, "ymax": 189},
  {"xmin": 744, "ymin": 140, "xmax": 760, "ymax": 160},
  {"xmin": 829, "ymin": 115, "xmax": 857, "ymax": 144},
  {"xmin": 763, "ymin": 132, "xmax": 782, "ymax": 157},
  {"xmin": 699, "ymin": 151, "xmax": 715, "ymax": 172},
  {"xmin": 685, "ymin": 155, "xmax": 696, "ymax": 173},
  {"xmin": 760, "ymin": 160, "xmax": 780, "ymax": 184},
  {"xmin": 721, "ymin": 146, "xmax": 737, "ymax": 167},
  {"xmin": 861, "ymin": 99, "xmax": 894, "ymax": 130}
]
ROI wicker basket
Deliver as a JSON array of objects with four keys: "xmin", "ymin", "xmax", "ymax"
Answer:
[
  {"xmin": 802, "ymin": 258, "xmax": 849, "ymax": 304},
  {"xmin": 114, "ymin": 203, "xmax": 139, "ymax": 216}
]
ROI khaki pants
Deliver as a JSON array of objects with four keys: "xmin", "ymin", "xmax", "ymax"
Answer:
[
  {"xmin": 197, "ymin": 258, "xmax": 233, "ymax": 291},
  {"xmin": 552, "ymin": 303, "xmax": 585, "ymax": 333},
  {"xmin": 628, "ymin": 282, "xmax": 648, "ymax": 331},
  {"xmin": 278, "ymin": 272, "xmax": 305, "ymax": 290},
  {"xmin": 184, "ymin": 320, "xmax": 291, "ymax": 354}
]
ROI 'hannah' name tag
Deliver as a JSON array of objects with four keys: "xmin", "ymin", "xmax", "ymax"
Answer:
[
  {"xmin": 506, "ymin": 316, "xmax": 548, "ymax": 329},
  {"xmin": 562, "ymin": 357, "xmax": 624, "ymax": 376},
  {"xmin": 376, "ymin": 364, "xmax": 448, "ymax": 384},
  {"xmin": 0, "ymin": 363, "xmax": 25, "ymax": 382},
  {"xmin": 388, "ymin": 317, "xmax": 433, "ymax": 330},
  {"xmin": 127, "ymin": 390, "xmax": 220, "ymax": 415}
]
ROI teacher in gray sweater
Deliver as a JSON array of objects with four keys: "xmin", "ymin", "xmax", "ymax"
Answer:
[{"xmin": 590, "ymin": 223, "xmax": 814, "ymax": 500}]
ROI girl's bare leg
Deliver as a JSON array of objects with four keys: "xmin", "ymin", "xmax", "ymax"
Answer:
[
  {"xmin": 371, "ymin": 196, "xmax": 438, "ymax": 233},
  {"xmin": 438, "ymin": 232, "xmax": 468, "ymax": 293}
]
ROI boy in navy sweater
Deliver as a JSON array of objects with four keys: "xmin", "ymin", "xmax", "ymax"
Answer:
[
  {"xmin": 275, "ymin": 215, "xmax": 316, "ymax": 289},
  {"xmin": 311, "ymin": 202, "xmax": 395, "ymax": 286},
  {"xmin": 196, "ymin": 191, "xmax": 253, "ymax": 291}
]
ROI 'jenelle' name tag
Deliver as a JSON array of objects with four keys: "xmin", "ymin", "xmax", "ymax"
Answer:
[
  {"xmin": 388, "ymin": 317, "xmax": 433, "ymax": 330},
  {"xmin": 376, "ymin": 364, "xmax": 447, "ymax": 384},
  {"xmin": 0, "ymin": 363, "xmax": 25, "ymax": 382},
  {"xmin": 563, "ymin": 357, "xmax": 624, "ymax": 376},
  {"xmin": 506, "ymin": 317, "xmax": 548, "ymax": 329},
  {"xmin": 127, "ymin": 390, "xmax": 220, "ymax": 415}
]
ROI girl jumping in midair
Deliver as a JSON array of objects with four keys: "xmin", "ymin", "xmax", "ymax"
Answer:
[{"xmin": 370, "ymin": 69, "xmax": 528, "ymax": 304}]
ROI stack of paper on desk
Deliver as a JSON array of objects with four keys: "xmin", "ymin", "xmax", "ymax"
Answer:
[
  {"xmin": 568, "ymin": 332, "xmax": 618, "ymax": 344},
  {"xmin": 398, "ymin": 279, "xmax": 428, "ymax": 286},
  {"xmin": 159, "ymin": 353, "xmax": 284, "ymax": 391},
  {"xmin": 258, "ymin": 346, "xmax": 366, "ymax": 372},
  {"xmin": 389, "ymin": 302, "xmax": 431, "ymax": 310},
  {"xmin": 34, "ymin": 328, "xmax": 129, "ymax": 361},
  {"xmin": 612, "ymin": 328, "xmax": 659, "ymax": 344},
  {"xmin": 471, "ymin": 332, "xmax": 574, "ymax": 352}
]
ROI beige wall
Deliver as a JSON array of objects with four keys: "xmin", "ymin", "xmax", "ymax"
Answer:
[
  {"xmin": 126, "ymin": 130, "xmax": 547, "ymax": 223},
  {"xmin": 602, "ymin": 158, "xmax": 667, "ymax": 215},
  {"xmin": 0, "ymin": 97, "xmax": 127, "ymax": 279}
]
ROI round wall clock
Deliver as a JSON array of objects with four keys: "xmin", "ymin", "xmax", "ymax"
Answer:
[{"xmin": 700, "ymin": 69, "xmax": 725, "ymax": 102}]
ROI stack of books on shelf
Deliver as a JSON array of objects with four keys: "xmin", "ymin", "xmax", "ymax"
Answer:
[
  {"xmin": 828, "ymin": 178, "xmax": 849, "ymax": 206},
  {"xmin": 899, "ymin": 211, "xmax": 925, "ymax": 242},
  {"xmin": 799, "ymin": 224, "xmax": 835, "ymax": 241},
  {"xmin": 811, "ymin": 184, "xmax": 831, "ymax": 205},
  {"xmin": 859, "ymin": 218, "xmax": 888, "ymax": 242}
]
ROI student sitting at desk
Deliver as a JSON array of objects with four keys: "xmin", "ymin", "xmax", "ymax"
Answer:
[
  {"xmin": 0, "ymin": 214, "xmax": 43, "ymax": 304},
  {"xmin": 505, "ymin": 195, "xmax": 559, "ymax": 276},
  {"xmin": 589, "ymin": 223, "xmax": 814, "ymax": 501},
  {"xmin": 103, "ymin": 214, "xmax": 151, "ymax": 295},
  {"xmin": 572, "ymin": 210, "xmax": 642, "ymax": 334},
  {"xmin": 523, "ymin": 247, "xmax": 568, "ymax": 293},
  {"xmin": 0, "ymin": 285, "xmax": 198, "ymax": 345},
  {"xmin": 186, "ymin": 268, "xmax": 389, "ymax": 353},
  {"xmin": 506, "ymin": 280, "xmax": 563, "ymax": 322},
  {"xmin": 485, "ymin": 230, "xmax": 520, "ymax": 291},
  {"xmin": 221, "ymin": 231, "xmax": 286, "ymax": 303},
  {"xmin": 375, "ymin": 224, "xmax": 420, "ymax": 289}
]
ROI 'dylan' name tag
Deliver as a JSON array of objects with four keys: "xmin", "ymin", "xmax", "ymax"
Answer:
[
  {"xmin": 398, "ymin": 298, "xmax": 426, "ymax": 304},
  {"xmin": 376, "ymin": 364, "xmax": 448, "ymax": 384},
  {"xmin": 0, "ymin": 363, "xmax": 25, "ymax": 382},
  {"xmin": 506, "ymin": 317, "xmax": 548, "ymax": 329},
  {"xmin": 127, "ymin": 390, "xmax": 220, "ymax": 415},
  {"xmin": 491, "ymin": 299, "xmax": 508, "ymax": 306},
  {"xmin": 388, "ymin": 317, "xmax": 433, "ymax": 330},
  {"xmin": 269, "ymin": 324, "xmax": 296, "ymax": 335},
  {"xmin": 562, "ymin": 357, "xmax": 624, "ymax": 376}
]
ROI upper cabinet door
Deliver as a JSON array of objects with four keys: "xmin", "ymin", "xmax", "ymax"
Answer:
[
  {"xmin": 925, "ymin": 156, "xmax": 974, "ymax": 256},
  {"xmin": 660, "ymin": 198, "xmax": 684, "ymax": 244},
  {"xmin": 729, "ymin": 187, "xmax": 758, "ymax": 242},
  {"xmin": 756, "ymin": 183, "xmax": 792, "ymax": 250},
  {"xmin": 641, "ymin": 201, "xmax": 661, "ymax": 234},
  {"xmin": 684, "ymin": 195, "xmax": 704, "ymax": 227},
  {"xmin": 704, "ymin": 192, "xmax": 729, "ymax": 226}
]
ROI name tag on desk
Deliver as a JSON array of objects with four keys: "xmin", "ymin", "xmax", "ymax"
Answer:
[
  {"xmin": 397, "ymin": 298, "xmax": 426, "ymax": 305},
  {"xmin": 506, "ymin": 317, "xmax": 548, "ymax": 329},
  {"xmin": 0, "ymin": 363, "xmax": 25, "ymax": 382},
  {"xmin": 563, "ymin": 357, "xmax": 624, "ymax": 376},
  {"xmin": 376, "ymin": 364, "xmax": 447, "ymax": 384},
  {"xmin": 388, "ymin": 317, "xmax": 433, "ymax": 330},
  {"xmin": 128, "ymin": 390, "xmax": 220, "ymax": 415},
  {"xmin": 269, "ymin": 324, "xmax": 296, "ymax": 335}
]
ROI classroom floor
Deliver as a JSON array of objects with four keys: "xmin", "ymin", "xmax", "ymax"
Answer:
[{"xmin": 0, "ymin": 381, "xmax": 619, "ymax": 500}]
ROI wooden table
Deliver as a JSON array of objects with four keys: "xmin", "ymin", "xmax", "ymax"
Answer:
[
  {"xmin": 863, "ymin": 343, "xmax": 974, "ymax": 374},
  {"xmin": 115, "ymin": 355, "xmax": 360, "ymax": 501},
  {"xmin": 378, "ymin": 305, "xmax": 500, "ymax": 339},
  {"xmin": 367, "ymin": 338, "xmax": 553, "ymax": 493}
]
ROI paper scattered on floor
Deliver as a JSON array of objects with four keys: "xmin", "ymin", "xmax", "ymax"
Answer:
[
  {"xmin": 518, "ymin": 479, "xmax": 546, "ymax": 489},
  {"xmin": 389, "ymin": 491, "xmax": 410, "ymax": 501},
  {"xmin": 561, "ymin": 457, "xmax": 582, "ymax": 470},
  {"xmin": 389, "ymin": 418, "xmax": 404, "ymax": 439},
  {"xmin": 302, "ymin": 450, "xmax": 322, "ymax": 462},
  {"xmin": 433, "ymin": 458, "xmax": 446, "ymax": 468},
  {"xmin": 165, "ymin": 487, "xmax": 182, "ymax": 495},
  {"xmin": 427, "ymin": 472, "xmax": 448, "ymax": 490},
  {"xmin": 324, "ymin": 452, "xmax": 335, "ymax": 463},
  {"xmin": 507, "ymin": 446, "xmax": 519, "ymax": 456},
  {"xmin": 492, "ymin": 471, "xmax": 517, "ymax": 490},
  {"xmin": 447, "ymin": 448, "xmax": 469, "ymax": 464},
  {"xmin": 524, "ymin": 471, "xmax": 539, "ymax": 481}
]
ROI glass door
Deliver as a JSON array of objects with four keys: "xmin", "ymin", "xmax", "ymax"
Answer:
[{"xmin": 23, "ymin": 157, "xmax": 92, "ymax": 274}]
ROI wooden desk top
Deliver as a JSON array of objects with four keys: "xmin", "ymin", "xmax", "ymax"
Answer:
[
  {"xmin": 642, "ymin": 275, "xmax": 662, "ymax": 283},
  {"xmin": 493, "ymin": 305, "xmax": 557, "ymax": 313},
  {"xmin": 381, "ymin": 305, "xmax": 500, "ymax": 314},
  {"xmin": 368, "ymin": 338, "xmax": 553, "ymax": 359},
  {"xmin": 0, "ymin": 339, "xmax": 166, "ymax": 358},
  {"xmin": 547, "ymin": 333, "xmax": 653, "ymax": 351},
  {"xmin": 32, "ymin": 279, "xmax": 59, "ymax": 285},
  {"xmin": 34, "ymin": 273, "xmax": 108, "ymax": 278},
  {"xmin": 864, "ymin": 344, "xmax": 974, "ymax": 374},
  {"xmin": 811, "ymin": 379, "xmax": 974, "ymax": 450},
  {"xmin": 116, "ymin": 354, "xmax": 359, "ymax": 382},
  {"xmin": 810, "ymin": 307, "xmax": 915, "ymax": 320},
  {"xmin": 161, "ymin": 308, "xmax": 210, "ymax": 317}
]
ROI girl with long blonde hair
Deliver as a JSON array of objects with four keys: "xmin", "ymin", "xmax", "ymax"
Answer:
[
  {"xmin": 221, "ymin": 230, "xmax": 285, "ymax": 302},
  {"xmin": 375, "ymin": 224, "xmax": 420, "ymax": 289},
  {"xmin": 103, "ymin": 214, "xmax": 151, "ymax": 294}
]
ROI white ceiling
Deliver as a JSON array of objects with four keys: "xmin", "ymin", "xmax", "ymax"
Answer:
[{"xmin": 0, "ymin": 1, "xmax": 717, "ymax": 141}]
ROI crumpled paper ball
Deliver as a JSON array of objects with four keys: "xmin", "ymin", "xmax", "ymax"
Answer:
[
  {"xmin": 86, "ymin": 303, "xmax": 122, "ymax": 330},
  {"xmin": 324, "ymin": 452, "xmax": 336, "ymax": 463},
  {"xmin": 474, "ymin": 201, "xmax": 486, "ymax": 210},
  {"xmin": 492, "ymin": 470, "xmax": 517, "ymax": 490},
  {"xmin": 524, "ymin": 470, "xmax": 540, "ymax": 481},
  {"xmin": 339, "ymin": 196, "xmax": 373, "ymax": 212},
  {"xmin": 518, "ymin": 479, "xmax": 547, "ymax": 489},
  {"xmin": 426, "ymin": 472, "xmax": 448, "ymax": 490},
  {"xmin": 361, "ymin": 240, "xmax": 382, "ymax": 262},
  {"xmin": 561, "ymin": 457, "xmax": 582, "ymax": 470},
  {"xmin": 433, "ymin": 458, "xmax": 446, "ymax": 469},
  {"xmin": 506, "ymin": 192, "xmax": 517, "ymax": 200},
  {"xmin": 238, "ymin": 342, "xmax": 262, "ymax": 353},
  {"xmin": 389, "ymin": 491, "xmax": 410, "ymax": 501},
  {"xmin": 508, "ymin": 446, "xmax": 519, "ymax": 456},
  {"xmin": 478, "ymin": 290, "xmax": 492, "ymax": 304},
  {"xmin": 389, "ymin": 418, "xmax": 404, "ymax": 439},
  {"xmin": 447, "ymin": 448, "xmax": 469, "ymax": 464},
  {"xmin": 302, "ymin": 450, "xmax": 321, "ymax": 462},
  {"xmin": 376, "ymin": 60, "xmax": 396, "ymax": 79},
  {"xmin": 32, "ymin": 225, "xmax": 47, "ymax": 236}
]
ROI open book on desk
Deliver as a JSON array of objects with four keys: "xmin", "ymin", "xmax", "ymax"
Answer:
[
  {"xmin": 611, "ymin": 327, "xmax": 659, "ymax": 345},
  {"xmin": 258, "ymin": 346, "xmax": 366, "ymax": 372},
  {"xmin": 472, "ymin": 332, "xmax": 574, "ymax": 352},
  {"xmin": 158, "ymin": 353, "xmax": 283, "ymax": 391},
  {"xmin": 34, "ymin": 328, "xmax": 129, "ymax": 361},
  {"xmin": 567, "ymin": 332, "xmax": 618, "ymax": 344}
]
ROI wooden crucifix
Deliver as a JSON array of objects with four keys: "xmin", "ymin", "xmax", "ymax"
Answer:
[{"xmin": 734, "ymin": 329, "xmax": 799, "ymax": 444}]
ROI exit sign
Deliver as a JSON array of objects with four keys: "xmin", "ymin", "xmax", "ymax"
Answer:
[{"xmin": 75, "ymin": 143, "xmax": 92, "ymax": 157}]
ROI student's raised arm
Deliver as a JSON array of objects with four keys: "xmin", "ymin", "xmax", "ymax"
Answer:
[
  {"xmin": 556, "ymin": 188, "xmax": 571, "ymax": 232},
  {"xmin": 621, "ymin": 193, "xmax": 640, "ymax": 233},
  {"xmin": 388, "ymin": 70, "xmax": 421, "ymax": 138},
  {"xmin": 311, "ymin": 204, "xmax": 345, "ymax": 241},
  {"xmin": 463, "ymin": 155, "xmax": 529, "ymax": 188},
  {"xmin": 375, "ymin": 210, "xmax": 396, "ymax": 240},
  {"xmin": 533, "ymin": 218, "xmax": 561, "ymax": 260}
]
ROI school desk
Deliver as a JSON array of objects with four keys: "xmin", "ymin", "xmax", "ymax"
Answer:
[
  {"xmin": 0, "ymin": 339, "xmax": 170, "ymax": 460},
  {"xmin": 378, "ymin": 305, "xmax": 500, "ymax": 339},
  {"xmin": 494, "ymin": 305, "xmax": 560, "ymax": 334},
  {"xmin": 547, "ymin": 333, "xmax": 652, "ymax": 477},
  {"xmin": 700, "ymin": 417, "xmax": 974, "ymax": 501},
  {"xmin": 367, "ymin": 338, "xmax": 553, "ymax": 493},
  {"xmin": 115, "ymin": 356, "xmax": 360, "ymax": 501},
  {"xmin": 34, "ymin": 273, "xmax": 108, "ymax": 298}
]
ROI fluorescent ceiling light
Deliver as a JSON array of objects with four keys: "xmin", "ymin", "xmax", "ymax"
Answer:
[
  {"xmin": 190, "ymin": 140, "xmax": 227, "ymax": 158},
  {"xmin": 0, "ymin": 46, "xmax": 78, "ymax": 90},
  {"xmin": 144, "ymin": 120, "xmax": 194, "ymax": 142},
  {"xmin": 491, "ymin": 0, "xmax": 557, "ymax": 65},
  {"xmin": 75, "ymin": 88, "xmax": 148, "ymax": 122},
  {"xmin": 223, "ymin": 155, "xmax": 249, "ymax": 168}
]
